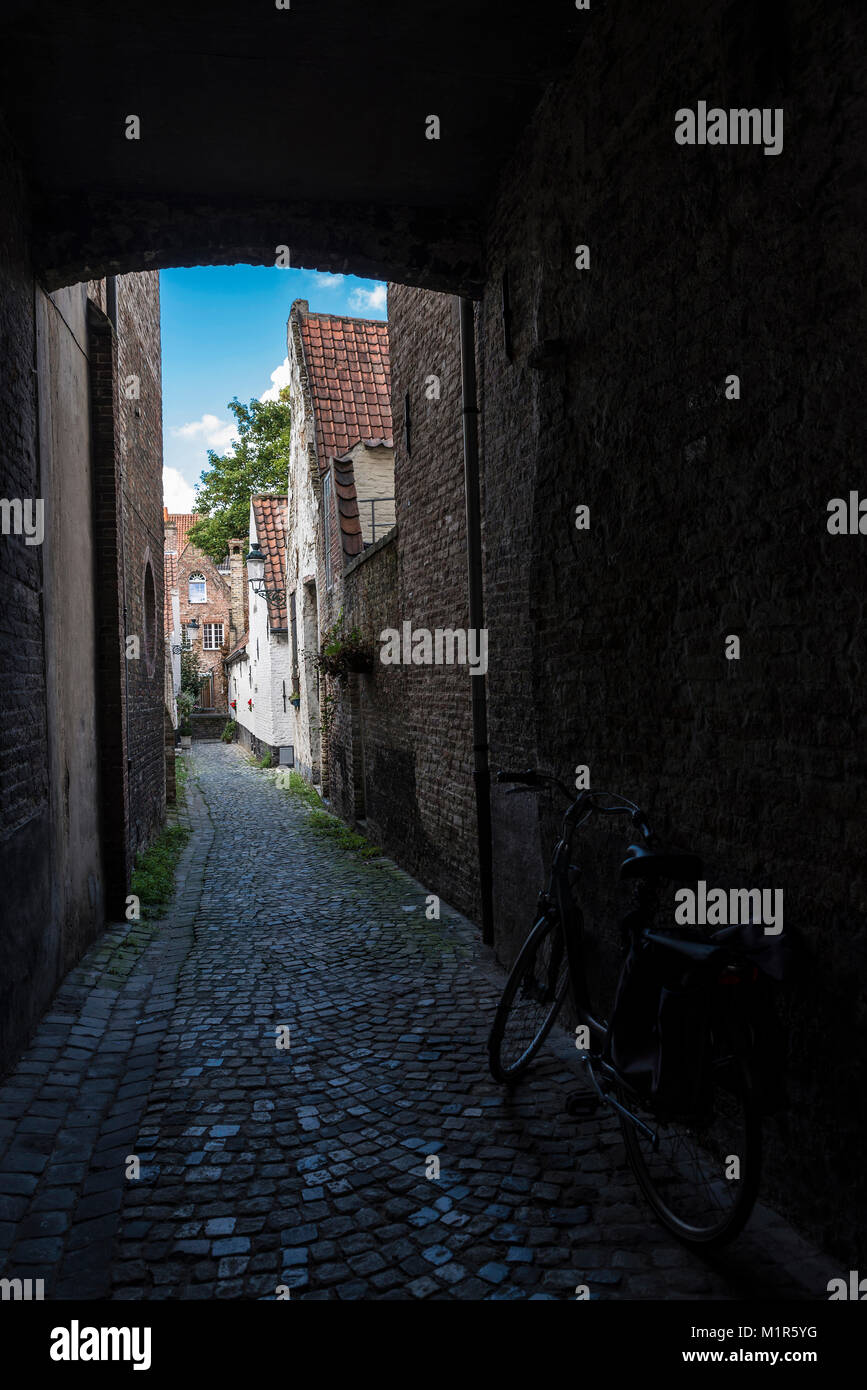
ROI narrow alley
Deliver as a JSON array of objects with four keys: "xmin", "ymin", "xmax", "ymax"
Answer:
[{"xmin": 0, "ymin": 744, "xmax": 834, "ymax": 1302}]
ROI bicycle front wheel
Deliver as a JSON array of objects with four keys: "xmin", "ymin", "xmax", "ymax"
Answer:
[
  {"xmin": 488, "ymin": 913, "xmax": 570, "ymax": 1083},
  {"xmin": 618, "ymin": 1023, "xmax": 762, "ymax": 1250}
]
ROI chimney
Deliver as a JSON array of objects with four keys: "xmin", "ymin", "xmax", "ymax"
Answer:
[
  {"xmin": 165, "ymin": 515, "xmax": 178, "ymax": 554},
  {"xmin": 228, "ymin": 538, "xmax": 248, "ymax": 642}
]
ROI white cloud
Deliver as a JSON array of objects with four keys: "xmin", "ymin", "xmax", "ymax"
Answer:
[
  {"xmin": 349, "ymin": 283, "xmax": 387, "ymax": 313},
  {"xmin": 171, "ymin": 413, "xmax": 236, "ymax": 450},
  {"xmin": 163, "ymin": 467, "xmax": 196, "ymax": 513},
  {"xmin": 260, "ymin": 357, "xmax": 291, "ymax": 403},
  {"xmin": 313, "ymin": 272, "xmax": 344, "ymax": 289}
]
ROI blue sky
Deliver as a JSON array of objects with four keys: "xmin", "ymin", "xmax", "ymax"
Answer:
[{"xmin": 160, "ymin": 264, "xmax": 387, "ymax": 511}]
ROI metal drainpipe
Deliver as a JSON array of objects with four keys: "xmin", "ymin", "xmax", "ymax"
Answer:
[
  {"xmin": 109, "ymin": 277, "xmax": 133, "ymax": 871},
  {"xmin": 458, "ymin": 296, "xmax": 494, "ymax": 945}
]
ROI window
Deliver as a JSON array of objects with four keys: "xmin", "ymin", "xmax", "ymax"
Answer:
[
  {"xmin": 202, "ymin": 623, "xmax": 224, "ymax": 650},
  {"xmin": 322, "ymin": 472, "xmax": 333, "ymax": 590},
  {"xmin": 189, "ymin": 571, "xmax": 206, "ymax": 603}
]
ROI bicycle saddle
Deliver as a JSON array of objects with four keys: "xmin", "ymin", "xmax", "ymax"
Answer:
[{"xmin": 619, "ymin": 843, "xmax": 703, "ymax": 882}]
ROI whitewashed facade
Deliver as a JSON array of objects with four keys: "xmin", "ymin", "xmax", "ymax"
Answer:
[{"xmin": 227, "ymin": 495, "xmax": 295, "ymax": 762}]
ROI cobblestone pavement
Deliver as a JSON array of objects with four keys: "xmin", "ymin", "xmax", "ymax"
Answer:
[{"xmin": 0, "ymin": 742, "xmax": 838, "ymax": 1300}]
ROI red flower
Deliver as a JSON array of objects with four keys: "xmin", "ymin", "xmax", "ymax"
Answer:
[
  {"xmin": 247, "ymin": 698, "xmax": 253, "ymax": 710},
  {"xmin": 230, "ymin": 700, "xmax": 236, "ymax": 710}
]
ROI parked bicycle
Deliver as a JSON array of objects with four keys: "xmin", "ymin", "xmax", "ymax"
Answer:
[{"xmin": 488, "ymin": 770, "xmax": 786, "ymax": 1250}]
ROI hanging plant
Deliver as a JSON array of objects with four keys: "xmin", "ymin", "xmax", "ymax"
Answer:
[{"xmin": 313, "ymin": 610, "xmax": 374, "ymax": 681}]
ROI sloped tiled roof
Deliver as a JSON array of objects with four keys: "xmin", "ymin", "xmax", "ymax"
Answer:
[
  {"xmin": 251, "ymin": 495, "xmax": 288, "ymax": 631},
  {"xmin": 164, "ymin": 552, "xmax": 178, "ymax": 634},
  {"xmin": 167, "ymin": 512, "xmax": 197, "ymax": 553},
  {"xmin": 225, "ymin": 630, "xmax": 249, "ymax": 666},
  {"xmin": 297, "ymin": 309, "xmax": 391, "ymax": 465},
  {"xmin": 333, "ymin": 456, "xmax": 363, "ymax": 559}
]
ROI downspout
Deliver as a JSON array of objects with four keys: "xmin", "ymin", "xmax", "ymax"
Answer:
[
  {"xmin": 106, "ymin": 275, "xmax": 133, "ymax": 867},
  {"xmin": 458, "ymin": 296, "xmax": 494, "ymax": 945}
]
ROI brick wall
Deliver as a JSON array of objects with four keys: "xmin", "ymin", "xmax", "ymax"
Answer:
[
  {"xmin": 330, "ymin": 530, "xmax": 400, "ymax": 832},
  {"xmin": 0, "ymin": 117, "xmax": 166, "ymax": 1069},
  {"xmin": 387, "ymin": 287, "xmax": 480, "ymax": 918},
  {"xmin": 115, "ymin": 272, "xmax": 165, "ymax": 864},
  {"xmin": 323, "ymin": 286, "xmax": 480, "ymax": 919},
  {"xmin": 0, "ymin": 121, "xmax": 53, "ymax": 1070},
  {"xmin": 88, "ymin": 300, "xmax": 130, "ymax": 914},
  {"xmin": 176, "ymin": 546, "xmax": 234, "ymax": 709},
  {"xmin": 367, "ymin": 0, "xmax": 864, "ymax": 1262},
  {"xmin": 474, "ymin": 0, "xmax": 866, "ymax": 1260}
]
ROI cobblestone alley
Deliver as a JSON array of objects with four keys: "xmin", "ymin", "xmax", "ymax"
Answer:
[{"xmin": 0, "ymin": 744, "xmax": 836, "ymax": 1301}]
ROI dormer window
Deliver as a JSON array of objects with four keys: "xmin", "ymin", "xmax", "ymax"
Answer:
[{"xmin": 189, "ymin": 571, "xmax": 206, "ymax": 603}]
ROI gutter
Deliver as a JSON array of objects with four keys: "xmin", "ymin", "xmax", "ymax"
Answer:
[{"xmin": 458, "ymin": 296, "xmax": 494, "ymax": 945}]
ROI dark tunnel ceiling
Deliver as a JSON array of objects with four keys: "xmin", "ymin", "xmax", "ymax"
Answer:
[{"xmin": 0, "ymin": 3, "xmax": 586, "ymax": 212}]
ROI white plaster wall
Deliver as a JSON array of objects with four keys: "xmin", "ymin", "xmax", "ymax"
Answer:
[
  {"xmin": 228, "ymin": 652, "xmax": 252, "ymax": 733},
  {"xmin": 351, "ymin": 443, "xmax": 396, "ymax": 540},
  {"xmin": 170, "ymin": 589, "xmax": 181, "ymax": 696},
  {"xmin": 229, "ymin": 500, "xmax": 297, "ymax": 753},
  {"xmin": 286, "ymin": 325, "xmax": 324, "ymax": 783}
]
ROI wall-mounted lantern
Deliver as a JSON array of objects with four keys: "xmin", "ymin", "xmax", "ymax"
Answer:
[{"xmin": 245, "ymin": 540, "xmax": 286, "ymax": 609}]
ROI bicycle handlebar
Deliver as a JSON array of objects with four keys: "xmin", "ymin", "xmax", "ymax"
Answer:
[
  {"xmin": 496, "ymin": 768, "xmax": 574, "ymax": 800},
  {"xmin": 495, "ymin": 770, "xmax": 654, "ymax": 840}
]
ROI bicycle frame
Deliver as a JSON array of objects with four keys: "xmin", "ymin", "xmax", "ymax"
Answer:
[
  {"xmin": 548, "ymin": 829, "xmax": 608, "ymax": 1041},
  {"xmin": 494, "ymin": 770, "xmax": 770, "ymax": 1237},
  {"xmin": 498, "ymin": 772, "xmax": 681, "ymax": 1145}
]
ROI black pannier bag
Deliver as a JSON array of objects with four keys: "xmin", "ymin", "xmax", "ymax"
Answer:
[
  {"xmin": 710, "ymin": 922, "xmax": 790, "ymax": 1115},
  {"xmin": 651, "ymin": 974, "xmax": 714, "ymax": 1115},
  {"xmin": 607, "ymin": 916, "xmax": 790, "ymax": 1118},
  {"xmin": 606, "ymin": 920, "xmax": 714, "ymax": 1117}
]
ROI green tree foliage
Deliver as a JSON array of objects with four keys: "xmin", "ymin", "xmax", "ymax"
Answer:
[
  {"xmin": 180, "ymin": 639, "xmax": 203, "ymax": 698},
  {"xmin": 186, "ymin": 387, "xmax": 291, "ymax": 562}
]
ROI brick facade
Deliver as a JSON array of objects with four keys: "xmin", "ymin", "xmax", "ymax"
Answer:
[
  {"xmin": 0, "ymin": 119, "xmax": 52, "ymax": 1071},
  {"xmin": 326, "ymin": 287, "xmax": 481, "ymax": 920},
  {"xmin": 283, "ymin": 301, "xmax": 394, "ymax": 791},
  {"xmin": 363, "ymin": 5, "xmax": 866, "ymax": 1263},
  {"xmin": 167, "ymin": 517, "xmax": 245, "ymax": 711},
  {"xmin": 0, "ymin": 116, "xmax": 166, "ymax": 1071}
]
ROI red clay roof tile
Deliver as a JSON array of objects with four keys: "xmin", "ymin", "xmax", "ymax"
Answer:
[
  {"xmin": 297, "ymin": 311, "xmax": 392, "ymax": 466},
  {"xmin": 167, "ymin": 512, "xmax": 197, "ymax": 553},
  {"xmin": 251, "ymin": 495, "xmax": 288, "ymax": 631}
]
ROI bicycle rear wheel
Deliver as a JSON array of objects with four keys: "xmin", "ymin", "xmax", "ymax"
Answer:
[
  {"xmin": 618, "ymin": 1023, "xmax": 761, "ymax": 1250},
  {"xmin": 488, "ymin": 913, "xmax": 570, "ymax": 1083}
]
